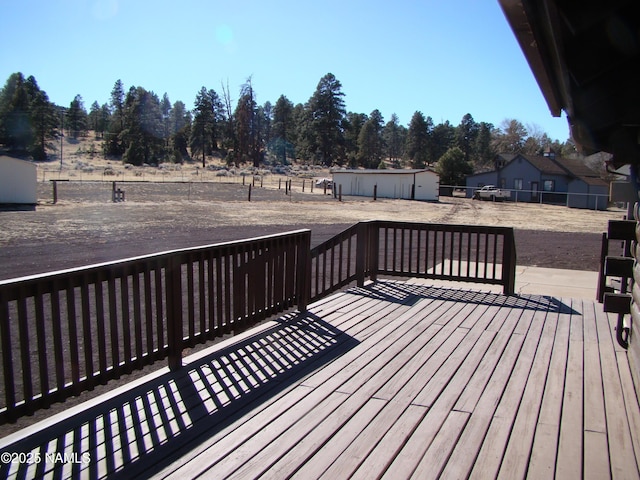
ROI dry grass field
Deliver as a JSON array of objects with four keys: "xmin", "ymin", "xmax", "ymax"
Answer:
[{"xmin": 0, "ymin": 135, "xmax": 627, "ymax": 279}]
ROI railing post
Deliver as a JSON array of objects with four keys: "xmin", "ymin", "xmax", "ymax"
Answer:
[
  {"xmin": 502, "ymin": 228, "xmax": 517, "ymax": 295},
  {"xmin": 356, "ymin": 222, "xmax": 369, "ymax": 287},
  {"xmin": 369, "ymin": 222, "xmax": 379, "ymax": 283},
  {"xmin": 296, "ymin": 231, "xmax": 311, "ymax": 312},
  {"xmin": 166, "ymin": 256, "xmax": 183, "ymax": 370}
]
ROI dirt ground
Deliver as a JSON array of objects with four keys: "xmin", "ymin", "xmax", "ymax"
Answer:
[
  {"xmin": 0, "ymin": 163, "xmax": 628, "ymax": 436},
  {"xmin": 0, "ymin": 178, "xmax": 626, "ymax": 280}
]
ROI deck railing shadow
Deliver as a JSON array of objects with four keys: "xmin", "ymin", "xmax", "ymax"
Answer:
[
  {"xmin": 0, "ymin": 311, "xmax": 358, "ymax": 479},
  {"xmin": 348, "ymin": 280, "xmax": 580, "ymax": 315}
]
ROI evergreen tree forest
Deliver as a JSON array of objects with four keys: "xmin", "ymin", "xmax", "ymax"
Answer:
[{"xmin": 0, "ymin": 71, "xmax": 575, "ymax": 173}]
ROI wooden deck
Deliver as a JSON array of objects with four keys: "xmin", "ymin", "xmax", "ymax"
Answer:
[{"xmin": 1, "ymin": 279, "xmax": 639, "ymax": 479}]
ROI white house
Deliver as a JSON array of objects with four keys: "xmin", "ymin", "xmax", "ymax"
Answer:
[
  {"xmin": 0, "ymin": 156, "xmax": 37, "ymax": 204},
  {"xmin": 331, "ymin": 169, "xmax": 439, "ymax": 201}
]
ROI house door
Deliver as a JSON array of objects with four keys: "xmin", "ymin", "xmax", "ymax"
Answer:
[{"xmin": 531, "ymin": 182, "xmax": 539, "ymax": 202}]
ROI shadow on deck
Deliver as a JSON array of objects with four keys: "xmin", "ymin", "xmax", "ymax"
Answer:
[
  {"xmin": 0, "ymin": 313, "xmax": 359, "ymax": 479},
  {"xmin": 1, "ymin": 279, "xmax": 639, "ymax": 479}
]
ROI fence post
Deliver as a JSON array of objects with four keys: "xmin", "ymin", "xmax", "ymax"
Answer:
[
  {"xmin": 373, "ymin": 184, "xmax": 377, "ymax": 201},
  {"xmin": 501, "ymin": 228, "xmax": 517, "ymax": 295},
  {"xmin": 52, "ymin": 180, "xmax": 58, "ymax": 204},
  {"xmin": 356, "ymin": 222, "xmax": 369, "ymax": 287},
  {"xmin": 166, "ymin": 256, "xmax": 183, "ymax": 370},
  {"xmin": 296, "ymin": 231, "xmax": 311, "ymax": 312},
  {"xmin": 369, "ymin": 222, "xmax": 379, "ymax": 283}
]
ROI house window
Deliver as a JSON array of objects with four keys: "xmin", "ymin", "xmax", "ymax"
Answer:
[
  {"xmin": 514, "ymin": 178, "xmax": 523, "ymax": 190},
  {"xmin": 543, "ymin": 180, "xmax": 555, "ymax": 191}
]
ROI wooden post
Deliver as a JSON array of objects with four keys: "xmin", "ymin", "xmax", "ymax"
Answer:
[
  {"xmin": 243, "ymin": 175, "xmax": 245, "ymax": 186},
  {"xmin": 279, "ymin": 178, "xmax": 282, "ymax": 190},
  {"xmin": 323, "ymin": 182, "xmax": 327, "ymax": 195},
  {"xmin": 356, "ymin": 222, "xmax": 369, "ymax": 287},
  {"xmin": 302, "ymin": 179, "xmax": 305, "ymax": 192},
  {"xmin": 339, "ymin": 184, "xmax": 342, "ymax": 202},
  {"xmin": 311, "ymin": 181, "xmax": 314, "ymax": 193},
  {"xmin": 373, "ymin": 184, "xmax": 377, "ymax": 201},
  {"xmin": 167, "ymin": 257, "xmax": 183, "ymax": 370},
  {"xmin": 52, "ymin": 180, "xmax": 58, "ymax": 204},
  {"xmin": 296, "ymin": 231, "xmax": 312, "ymax": 312},
  {"xmin": 261, "ymin": 176, "xmax": 263, "ymax": 188},
  {"xmin": 248, "ymin": 184, "xmax": 252, "ymax": 202},
  {"xmin": 501, "ymin": 228, "xmax": 517, "ymax": 295}
]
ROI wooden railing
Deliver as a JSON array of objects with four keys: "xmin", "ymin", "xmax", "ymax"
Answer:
[
  {"xmin": 310, "ymin": 221, "xmax": 516, "ymax": 302},
  {"xmin": 0, "ymin": 230, "xmax": 310, "ymax": 423},
  {"xmin": 0, "ymin": 221, "xmax": 516, "ymax": 423}
]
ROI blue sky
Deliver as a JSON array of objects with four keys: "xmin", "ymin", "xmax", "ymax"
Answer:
[{"xmin": 1, "ymin": 0, "xmax": 570, "ymax": 141}]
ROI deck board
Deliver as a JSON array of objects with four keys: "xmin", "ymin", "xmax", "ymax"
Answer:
[{"xmin": 1, "ymin": 279, "xmax": 639, "ymax": 480}]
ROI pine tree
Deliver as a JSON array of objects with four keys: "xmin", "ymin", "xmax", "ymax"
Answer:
[
  {"xmin": 357, "ymin": 109, "xmax": 385, "ymax": 169},
  {"xmin": 271, "ymin": 95, "xmax": 295, "ymax": 164},
  {"xmin": 431, "ymin": 121, "xmax": 456, "ymax": 163},
  {"xmin": 456, "ymin": 113, "xmax": 479, "ymax": 163},
  {"xmin": 474, "ymin": 122, "xmax": 495, "ymax": 170},
  {"xmin": 343, "ymin": 112, "xmax": 367, "ymax": 167},
  {"xmin": 0, "ymin": 73, "xmax": 57, "ymax": 159},
  {"xmin": 308, "ymin": 73, "xmax": 346, "ymax": 165},
  {"xmin": 190, "ymin": 87, "xmax": 223, "ymax": 167},
  {"xmin": 121, "ymin": 86, "xmax": 164, "ymax": 166},
  {"xmin": 383, "ymin": 113, "xmax": 405, "ymax": 167},
  {"xmin": 405, "ymin": 111, "xmax": 430, "ymax": 168},
  {"xmin": 233, "ymin": 79, "xmax": 261, "ymax": 166},
  {"xmin": 169, "ymin": 100, "xmax": 191, "ymax": 162},
  {"xmin": 66, "ymin": 94, "xmax": 88, "ymax": 139},
  {"xmin": 104, "ymin": 79, "xmax": 126, "ymax": 156}
]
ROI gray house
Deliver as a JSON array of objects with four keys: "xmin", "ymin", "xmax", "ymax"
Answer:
[{"xmin": 466, "ymin": 152, "xmax": 609, "ymax": 209}]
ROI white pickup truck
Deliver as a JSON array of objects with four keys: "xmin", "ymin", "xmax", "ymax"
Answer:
[{"xmin": 472, "ymin": 185, "xmax": 511, "ymax": 201}]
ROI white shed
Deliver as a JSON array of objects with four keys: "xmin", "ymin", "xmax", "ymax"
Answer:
[
  {"xmin": 331, "ymin": 169, "xmax": 439, "ymax": 201},
  {"xmin": 0, "ymin": 156, "xmax": 37, "ymax": 204}
]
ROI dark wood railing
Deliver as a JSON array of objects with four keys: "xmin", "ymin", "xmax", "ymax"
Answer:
[
  {"xmin": 0, "ymin": 230, "xmax": 310, "ymax": 423},
  {"xmin": 310, "ymin": 221, "xmax": 516, "ymax": 302},
  {"xmin": 0, "ymin": 221, "xmax": 516, "ymax": 423}
]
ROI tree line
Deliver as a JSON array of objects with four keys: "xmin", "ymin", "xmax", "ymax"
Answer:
[{"xmin": 0, "ymin": 71, "xmax": 574, "ymax": 180}]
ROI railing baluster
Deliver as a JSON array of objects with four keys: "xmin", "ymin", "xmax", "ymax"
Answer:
[
  {"xmin": 154, "ymin": 264, "xmax": 164, "ymax": 355},
  {"xmin": 51, "ymin": 284, "xmax": 65, "ymax": 391},
  {"xmin": 483, "ymin": 232, "xmax": 489, "ymax": 279},
  {"xmin": 187, "ymin": 255, "xmax": 195, "ymax": 343},
  {"xmin": 199, "ymin": 252, "xmax": 206, "ymax": 338},
  {"xmin": 80, "ymin": 278, "xmax": 95, "ymax": 388},
  {"xmin": 132, "ymin": 268, "xmax": 143, "ymax": 368},
  {"xmin": 95, "ymin": 277, "xmax": 108, "ymax": 383},
  {"xmin": 143, "ymin": 269, "xmax": 154, "ymax": 360},
  {"xmin": 107, "ymin": 274, "xmax": 120, "ymax": 377},
  {"xmin": 34, "ymin": 285, "xmax": 50, "ymax": 406},
  {"xmin": 65, "ymin": 280, "xmax": 81, "ymax": 396},
  {"xmin": 207, "ymin": 251, "xmax": 215, "ymax": 336},
  {"xmin": 0, "ymin": 293, "xmax": 16, "ymax": 420},
  {"xmin": 120, "ymin": 274, "xmax": 132, "ymax": 373}
]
